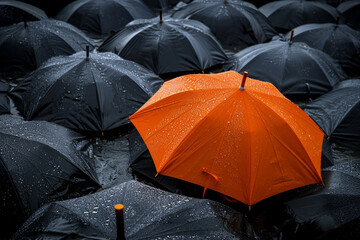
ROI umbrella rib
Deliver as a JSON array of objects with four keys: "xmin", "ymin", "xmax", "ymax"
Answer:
[
  {"xmin": 248, "ymin": 94, "xmax": 322, "ymax": 182},
  {"xmin": 160, "ymin": 90, "xmax": 239, "ymax": 173}
]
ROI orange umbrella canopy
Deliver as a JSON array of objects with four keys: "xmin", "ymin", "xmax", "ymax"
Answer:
[{"xmin": 129, "ymin": 71, "xmax": 324, "ymax": 206}]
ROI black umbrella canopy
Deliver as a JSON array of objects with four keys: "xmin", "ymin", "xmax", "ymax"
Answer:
[
  {"xmin": 304, "ymin": 79, "xmax": 360, "ymax": 150},
  {"xmin": 338, "ymin": 1, "xmax": 360, "ymax": 31},
  {"xmin": 0, "ymin": 115, "xmax": 101, "ymax": 237},
  {"xmin": 0, "ymin": 0, "xmax": 47, "ymax": 27},
  {"xmin": 281, "ymin": 161, "xmax": 360, "ymax": 239},
  {"xmin": 223, "ymin": 40, "xmax": 348, "ymax": 100},
  {"xmin": 13, "ymin": 180, "xmax": 250, "ymax": 239},
  {"xmin": 11, "ymin": 51, "xmax": 164, "ymax": 135},
  {"xmin": 19, "ymin": 0, "xmax": 76, "ymax": 17},
  {"xmin": 142, "ymin": 0, "xmax": 188, "ymax": 11},
  {"xmin": 259, "ymin": 0, "xmax": 338, "ymax": 33},
  {"xmin": 284, "ymin": 23, "xmax": 360, "ymax": 77},
  {"xmin": 0, "ymin": 19, "xmax": 93, "ymax": 80},
  {"xmin": 56, "ymin": 0, "xmax": 155, "ymax": 35},
  {"xmin": 171, "ymin": 0, "xmax": 278, "ymax": 51},
  {"xmin": 0, "ymin": 81, "xmax": 10, "ymax": 114},
  {"xmin": 99, "ymin": 17, "xmax": 227, "ymax": 77}
]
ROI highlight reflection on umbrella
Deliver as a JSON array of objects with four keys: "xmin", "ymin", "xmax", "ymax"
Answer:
[
  {"xmin": 14, "ymin": 181, "xmax": 249, "ymax": 239},
  {"xmin": 0, "ymin": 115, "xmax": 101, "ymax": 238},
  {"xmin": 130, "ymin": 71, "xmax": 324, "ymax": 207},
  {"xmin": 11, "ymin": 51, "xmax": 164, "ymax": 135}
]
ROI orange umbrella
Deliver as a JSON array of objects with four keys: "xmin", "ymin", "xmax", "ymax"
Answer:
[{"xmin": 129, "ymin": 71, "xmax": 324, "ymax": 206}]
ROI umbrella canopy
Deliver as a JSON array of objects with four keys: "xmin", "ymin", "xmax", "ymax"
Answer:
[
  {"xmin": 171, "ymin": 0, "xmax": 277, "ymax": 50},
  {"xmin": 13, "ymin": 181, "xmax": 248, "ymax": 239},
  {"xmin": 0, "ymin": 0, "xmax": 47, "ymax": 27},
  {"xmin": 0, "ymin": 19, "xmax": 92, "ymax": 80},
  {"xmin": 0, "ymin": 81, "xmax": 10, "ymax": 114},
  {"xmin": 11, "ymin": 51, "xmax": 164, "ymax": 135},
  {"xmin": 284, "ymin": 23, "xmax": 360, "ymax": 77},
  {"xmin": 304, "ymin": 79, "xmax": 360, "ymax": 151},
  {"xmin": 223, "ymin": 40, "xmax": 348, "ymax": 100},
  {"xmin": 98, "ymin": 17, "xmax": 227, "ymax": 77},
  {"xmin": 129, "ymin": 71, "xmax": 324, "ymax": 206},
  {"xmin": 129, "ymin": 129, "xmax": 204, "ymax": 196},
  {"xmin": 259, "ymin": 0, "xmax": 338, "ymax": 33},
  {"xmin": 56, "ymin": 0, "xmax": 155, "ymax": 35},
  {"xmin": 19, "ymin": 0, "xmax": 76, "ymax": 17},
  {"xmin": 0, "ymin": 115, "xmax": 101, "ymax": 237},
  {"xmin": 338, "ymin": 1, "xmax": 360, "ymax": 31},
  {"xmin": 142, "ymin": 0, "xmax": 187, "ymax": 11},
  {"xmin": 282, "ymin": 160, "xmax": 360, "ymax": 239}
]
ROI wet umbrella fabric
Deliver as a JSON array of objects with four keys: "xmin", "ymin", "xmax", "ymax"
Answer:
[
  {"xmin": 338, "ymin": 1, "xmax": 360, "ymax": 31},
  {"xmin": 129, "ymin": 129, "xmax": 204, "ymax": 196},
  {"xmin": 304, "ymin": 79, "xmax": 360, "ymax": 151},
  {"xmin": 284, "ymin": 23, "xmax": 360, "ymax": 77},
  {"xmin": 0, "ymin": 116, "xmax": 100, "ymax": 237},
  {"xmin": 0, "ymin": 0, "xmax": 47, "ymax": 27},
  {"xmin": 19, "ymin": 0, "xmax": 76, "ymax": 17},
  {"xmin": 129, "ymin": 71, "xmax": 324, "ymax": 206},
  {"xmin": 259, "ymin": 0, "xmax": 338, "ymax": 33},
  {"xmin": 0, "ymin": 81, "xmax": 10, "ymax": 114},
  {"xmin": 0, "ymin": 19, "xmax": 92, "ymax": 80},
  {"xmin": 142, "ymin": 0, "xmax": 186, "ymax": 11},
  {"xmin": 223, "ymin": 40, "xmax": 347, "ymax": 100},
  {"xmin": 56, "ymin": 0, "xmax": 155, "ymax": 35},
  {"xmin": 172, "ymin": 0, "xmax": 277, "ymax": 50},
  {"xmin": 99, "ymin": 17, "xmax": 227, "ymax": 76},
  {"xmin": 11, "ymin": 51, "xmax": 164, "ymax": 135},
  {"xmin": 13, "ymin": 181, "xmax": 247, "ymax": 239},
  {"xmin": 282, "ymin": 160, "xmax": 360, "ymax": 239}
]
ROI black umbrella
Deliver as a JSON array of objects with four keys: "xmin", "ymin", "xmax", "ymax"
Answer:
[
  {"xmin": 259, "ymin": 0, "xmax": 338, "ymax": 33},
  {"xmin": 13, "ymin": 181, "xmax": 251, "ymax": 239},
  {"xmin": 338, "ymin": 1, "xmax": 360, "ymax": 31},
  {"xmin": 0, "ymin": 115, "xmax": 101, "ymax": 238},
  {"xmin": 142, "ymin": 0, "xmax": 187, "ymax": 11},
  {"xmin": 223, "ymin": 39, "xmax": 348, "ymax": 100},
  {"xmin": 99, "ymin": 17, "xmax": 227, "ymax": 77},
  {"xmin": 280, "ymin": 160, "xmax": 360, "ymax": 239},
  {"xmin": 304, "ymin": 79, "xmax": 360, "ymax": 151},
  {"xmin": 56, "ymin": 0, "xmax": 155, "ymax": 35},
  {"xmin": 0, "ymin": 19, "xmax": 93, "ymax": 80},
  {"xmin": 172, "ymin": 0, "xmax": 278, "ymax": 51},
  {"xmin": 11, "ymin": 51, "xmax": 164, "ymax": 135},
  {"xmin": 0, "ymin": 81, "xmax": 10, "ymax": 114},
  {"xmin": 19, "ymin": 0, "xmax": 76, "ymax": 17},
  {"xmin": 284, "ymin": 23, "xmax": 360, "ymax": 77},
  {"xmin": 0, "ymin": 0, "xmax": 47, "ymax": 27}
]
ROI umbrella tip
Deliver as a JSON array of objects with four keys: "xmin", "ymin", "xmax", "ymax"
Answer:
[
  {"xmin": 239, "ymin": 72, "xmax": 248, "ymax": 90},
  {"xmin": 86, "ymin": 46, "xmax": 90, "ymax": 59},
  {"xmin": 289, "ymin": 30, "xmax": 294, "ymax": 42},
  {"xmin": 115, "ymin": 204, "xmax": 125, "ymax": 240},
  {"xmin": 249, "ymin": 205, "xmax": 251, "ymax": 211},
  {"xmin": 160, "ymin": 10, "xmax": 163, "ymax": 23}
]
